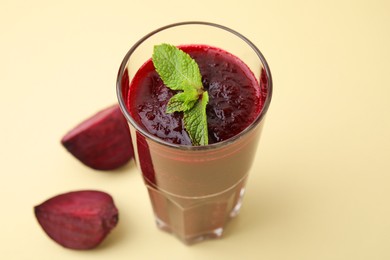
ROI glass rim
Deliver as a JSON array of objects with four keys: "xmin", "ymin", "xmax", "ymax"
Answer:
[{"xmin": 116, "ymin": 21, "xmax": 273, "ymax": 151}]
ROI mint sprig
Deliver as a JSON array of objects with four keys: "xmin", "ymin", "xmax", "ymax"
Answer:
[{"xmin": 152, "ymin": 43, "xmax": 209, "ymax": 146}]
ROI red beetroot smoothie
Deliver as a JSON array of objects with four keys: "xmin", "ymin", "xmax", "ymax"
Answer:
[
  {"xmin": 121, "ymin": 44, "xmax": 269, "ymax": 244},
  {"xmin": 126, "ymin": 44, "xmax": 267, "ymax": 145}
]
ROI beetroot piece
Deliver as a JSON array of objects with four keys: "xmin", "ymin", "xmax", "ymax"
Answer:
[
  {"xmin": 61, "ymin": 105, "xmax": 133, "ymax": 170},
  {"xmin": 34, "ymin": 190, "xmax": 119, "ymax": 250}
]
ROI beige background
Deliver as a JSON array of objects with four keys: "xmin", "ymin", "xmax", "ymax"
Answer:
[{"xmin": 1, "ymin": 0, "xmax": 390, "ymax": 259}]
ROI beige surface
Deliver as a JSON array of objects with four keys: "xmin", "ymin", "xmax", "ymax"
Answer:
[{"xmin": 1, "ymin": 0, "xmax": 390, "ymax": 259}]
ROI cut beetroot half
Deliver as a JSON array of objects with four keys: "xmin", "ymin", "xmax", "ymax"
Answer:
[
  {"xmin": 61, "ymin": 105, "xmax": 133, "ymax": 170},
  {"xmin": 34, "ymin": 190, "xmax": 119, "ymax": 250}
]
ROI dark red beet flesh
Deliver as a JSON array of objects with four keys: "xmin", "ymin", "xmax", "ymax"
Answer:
[
  {"xmin": 61, "ymin": 105, "xmax": 133, "ymax": 170},
  {"xmin": 34, "ymin": 190, "xmax": 119, "ymax": 250}
]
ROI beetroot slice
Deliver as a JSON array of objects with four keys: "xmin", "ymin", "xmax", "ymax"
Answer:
[
  {"xmin": 61, "ymin": 105, "xmax": 133, "ymax": 170},
  {"xmin": 34, "ymin": 190, "xmax": 119, "ymax": 250}
]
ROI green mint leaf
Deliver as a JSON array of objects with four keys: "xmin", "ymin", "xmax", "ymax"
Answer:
[
  {"xmin": 183, "ymin": 91, "xmax": 209, "ymax": 146},
  {"xmin": 152, "ymin": 43, "xmax": 203, "ymax": 91},
  {"xmin": 166, "ymin": 90, "xmax": 198, "ymax": 113},
  {"xmin": 152, "ymin": 43, "xmax": 209, "ymax": 146}
]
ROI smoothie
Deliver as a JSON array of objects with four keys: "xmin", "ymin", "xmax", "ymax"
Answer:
[
  {"xmin": 120, "ymin": 44, "xmax": 269, "ymax": 244},
  {"xmin": 126, "ymin": 44, "xmax": 267, "ymax": 145}
]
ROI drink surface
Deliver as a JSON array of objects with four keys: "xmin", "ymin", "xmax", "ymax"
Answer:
[{"xmin": 126, "ymin": 44, "xmax": 267, "ymax": 145}]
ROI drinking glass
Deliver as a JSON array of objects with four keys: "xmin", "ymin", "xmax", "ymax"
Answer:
[{"xmin": 116, "ymin": 21, "xmax": 272, "ymax": 244}]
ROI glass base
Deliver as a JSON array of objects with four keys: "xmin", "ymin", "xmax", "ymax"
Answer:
[
  {"xmin": 146, "ymin": 177, "xmax": 247, "ymax": 245},
  {"xmin": 156, "ymin": 216, "xmax": 225, "ymax": 245}
]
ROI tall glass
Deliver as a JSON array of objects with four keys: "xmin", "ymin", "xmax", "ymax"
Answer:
[{"xmin": 116, "ymin": 21, "xmax": 272, "ymax": 244}]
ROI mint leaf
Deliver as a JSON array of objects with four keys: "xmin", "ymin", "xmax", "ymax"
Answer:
[
  {"xmin": 183, "ymin": 92, "xmax": 209, "ymax": 146},
  {"xmin": 166, "ymin": 90, "xmax": 198, "ymax": 113},
  {"xmin": 152, "ymin": 43, "xmax": 203, "ymax": 92},
  {"xmin": 152, "ymin": 44, "xmax": 209, "ymax": 146}
]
